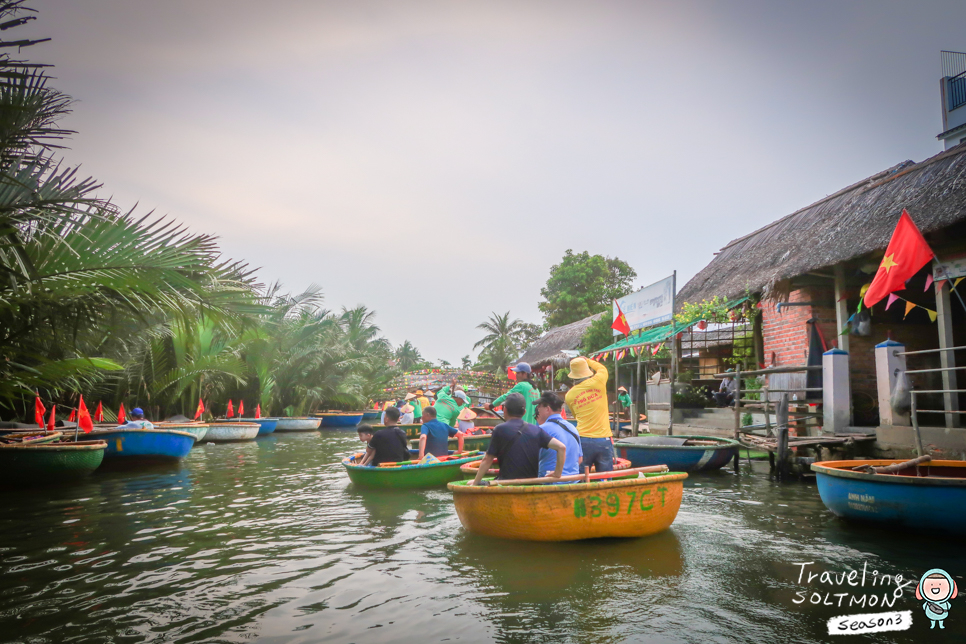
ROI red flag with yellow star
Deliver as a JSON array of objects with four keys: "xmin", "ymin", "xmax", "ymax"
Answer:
[
  {"xmin": 611, "ymin": 299, "xmax": 631, "ymax": 336},
  {"xmin": 863, "ymin": 210, "xmax": 935, "ymax": 308}
]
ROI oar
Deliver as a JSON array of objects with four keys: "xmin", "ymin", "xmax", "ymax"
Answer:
[
  {"xmin": 851, "ymin": 455, "xmax": 931, "ymax": 475},
  {"xmin": 476, "ymin": 464, "xmax": 669, "ymax": 486}
]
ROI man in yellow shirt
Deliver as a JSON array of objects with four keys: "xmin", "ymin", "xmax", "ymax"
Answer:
[{"xmin": 564, "ymin": 356, "xmax": 613, "ymax": 472}]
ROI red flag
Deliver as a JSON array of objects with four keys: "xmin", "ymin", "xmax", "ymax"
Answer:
[
  {"xmin": 34, "ymin": 395, "xmax": 46, "ymax": 428},
  {"xmin": 77, "ymin": 396, "xmax": 94, "ymax": 434},
  {"xmin": 226, "ymin": 400, "xmax": 234, "ymax": 418},
  {"xmin": 46, "ymin": 405, "xmax": 56, "ymax": 432},
  {"xmin": 117, "ymin": 402, "xmax": 126, "ymax": 425},
  {"xmin": 238, "ymin": 400, "xmax": 245, "ymax": 416},
  {"xmin": 507, "ymin": 366, "xmax": 516, "ymax": 381},
  {"xmin": 255, "ymin": 404, "xmax": 261, "ymax": 419},
  {"xmin": 612, "ymin": 299, "xmax": 631, "ymax": 336},
  {"xmin": 94, "ymin": 401, "xmax": 103, "ymax": 422},
  {"xmin": 194, "ymin": 397, "xmax": 205, "ymax": 420},
  {"xmin": 863, "ymin": 210, "xmax": 935, "ymax": 307},
  {"xmin": 68, "ymin": 408, "xmax": 76, "ymax": 422}
]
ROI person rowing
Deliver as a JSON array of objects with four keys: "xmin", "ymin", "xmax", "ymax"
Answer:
[
  {"xmin": 435, "ymin": 378, "xmax": 471, "ymax": 427},
  {"xmin": 565, "ymin": 356, "xmax": 614, "ymax": 473},
  {"xmin": 418, "ymin": 406, "xmax": 464, "ymax": 459},
  {"xmin": 469, "ymin": 393, "xmax": 566, "ymax": 485},
  {"xmin": 488, "ymin": 362, "xmax": 540, "ymax": 424}
]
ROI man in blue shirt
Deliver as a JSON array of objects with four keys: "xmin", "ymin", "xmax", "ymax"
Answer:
[
  {"xmin": 418, "ymin": 406, "xmax": 464, "ymax": 458},
  {"xmin": 534, "ymin": 391, "xmax": 582, "ymax": 478},
  {"xmin": 469, "ymin": 393, "xmax": 567, "ymax": 484},
  {"xmin": 117, "ymin": 407, "xmax": 154, "ymax": 430}
]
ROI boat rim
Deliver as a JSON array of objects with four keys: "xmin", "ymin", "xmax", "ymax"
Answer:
[
  {"xmin": 812, "ymin": 459, "xmax": 966, "ymax": 487},
  {"xmin": 90, "ymin": 428, "xmax": 199, "ymax": 439},
  {"xmin": 342, "ymin": 451, "xmax": 485, "ymax": 470},
  {"xmin": 0, "ymin": 440, "xmax": 108, "ymax": 451},
  {"xmin": 204, "ymin": 422, "xmax": 261, "ymax": 428},
  {"xmin": 614, "ymin": 435, "xmax": 741, "ymax": 450},
  {"xmin": 449, "ymin": 471, "xmax": 687, "ymax": 493}
]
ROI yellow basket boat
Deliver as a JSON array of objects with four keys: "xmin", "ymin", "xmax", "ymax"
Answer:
[{"xmin": 448, "ymin": 468, "xmax": 687, "ymax": 541}]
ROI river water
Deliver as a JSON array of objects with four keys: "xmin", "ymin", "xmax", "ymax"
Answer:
[{"xmin": 0, "ymin": 431, "xmax": 962, "ymax": 643}]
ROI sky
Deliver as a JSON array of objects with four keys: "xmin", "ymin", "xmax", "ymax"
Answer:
[{"xmin": 23, "ymin": 0, "xmax": 966, "ymax": 363}]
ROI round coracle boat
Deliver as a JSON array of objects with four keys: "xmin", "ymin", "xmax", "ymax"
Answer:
[
  {"xmin": 154, "ymin": 422, "xmax": 208, "ymax": 442},
  {"xmin": 342, "ymin": 450, "xmax": 485, "ymax": 489},
  {"xmin": 314, "ymin": 412, "xmax": 364, "ymax": 428},
  {"xmin": 227, "ymin": 417, "xmax": 277, "ymax": 435},
  {"xmin": 448, "ymin": 467, "xmax": 687, "ymax": 541},
  {"xmin": 90, "ymin": 427, "xmax": 197, "ymax": 460},
  {"xmin": 410, "ymin": 431, "xmax": 491, "ymax": 453},
  {"xmin": 0, "ymin": 440, "xmax": 107, "ymax": 482},
  {"xmin": 274, "ymin": 417, "xmax": 322, "ymax": 432},
  {"xmin": 615, "ymin": 435, "xmax": 740, "ymax": 472},
  {"xmin": 0, "ymin": 431, "xmax": 63, "ymax": 445},
  {"xmin": 205, "ymin": 422, "xmax": 260, "ymax": 442},
  {"xmin": 460, "ymin": 456, "xmax": 632, "ymax": 480}
]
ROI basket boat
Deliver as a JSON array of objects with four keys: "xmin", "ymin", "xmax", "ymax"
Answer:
[
  {"xmin": 410, "ymin": 431, "xmax": 491, "ymax": 452},
  {"xmin": 90, "ymin": 428, "xmax": 197, "ymax": 460},
  {"xmin": 204, "ymin": 422, "xmax": 260, "ymax": 442},
  {"xmin": 460, "ymin": 456, "xmax": 633, "ymax": 480},
  {"xmin": 615, "ymin": 435, "xmax": 740, "ymax": 472},
  {"xmin": 0, "ymin": 431, "xmax": 63, "ymax": 445},
  {"xmin": 342, "ymin": 450, "xmax": 485, "ymax": 489},
  {"xmin": 154, "ymin": 423, "xmax": 208, "ymax": 442},
  {"xmin": 448, "ymin": 468, "xmax": 687, "ymax": 541},
  {"xmin": 274, "ymin": 417, "xmax": 322, "ymax": 432},
  {"xmin": 0, "ymin": 440, "xmax": 107, "ymax": 482},
  {"xmin": 368, "ymin": 423, "xmax": 423, "ymax": 439},
  {"xmin": 360, "ymin": 411, "xmax": 382, "ymax": 422},
  {"xmin": 314, "ymin": 412, "xmax": 364, "ymax": 428},
  {"xmin": 227, "ymin": 417, "xmax": 277, "ymax": 435},
  {"xmin": 811, "ymin": 458, "xmax": 966, "ymax": 534}
]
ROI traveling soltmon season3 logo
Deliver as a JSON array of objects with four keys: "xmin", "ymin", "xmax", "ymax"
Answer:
[{"xmin": 792, "ymin": 563, "xmax": 960, "ymax": 635}]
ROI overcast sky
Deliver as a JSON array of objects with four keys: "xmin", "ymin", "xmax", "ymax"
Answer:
[{"xmin": 25, "ymin": 0, "xmax": 966, "ymax": 363}]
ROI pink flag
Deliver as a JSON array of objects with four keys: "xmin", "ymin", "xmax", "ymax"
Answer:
[
  {"xmin": 885, "ymin": 293, "xmax": 900, "ymax": 310},
  {"xmin": 924, "ymin": 273, "xmax": 934, "ymax": 292}
]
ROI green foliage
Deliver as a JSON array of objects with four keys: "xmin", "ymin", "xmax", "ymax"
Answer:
[
  {"xmin": 473, "ymin": 311, "xmax": 537, "ymax": 374},
  {"xmin": 581, "ymin": 313, "xmax": 616, "ymax": 354},
  {"xmin": 673, "ymin": 386, "xmax": 709, "ymax": 409},
  {"xmin": 538, "ymin": 249, "xmax": 636, "ymax": 327}
]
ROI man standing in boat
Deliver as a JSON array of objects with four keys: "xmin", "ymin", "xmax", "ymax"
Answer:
[
  {"xmin": 417, "ymin": 406, "xmax": 465, "ymax": 458},
  {"xmin": 488, "ymin": 363, "xmax": 540, "ymax": 424},
  {"xmin": 435, "ymin": 379, "xmax": 471, "ymax": 427},
  {"xmin": 357, "ymin": 407, "xmax": 410, "ymax": 466},
  {"xmin": 565, "ymin": 357, "xmax": 614, "ymax": 473},
  {"xmin": 469, "ymin": 393, "xmax": 567, "ymax": 484},
  {"xmin": 535, "ymin": 392, "xmax": 582, "ymax": 479}
]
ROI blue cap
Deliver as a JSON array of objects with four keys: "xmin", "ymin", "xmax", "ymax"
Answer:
[
  {"xmin": 131, "ymin": 407, "xmax": 144, "ymax": 416},
  {"xmin": 513, "ymin": 362, "xmax": 532, "ymax": 374}
]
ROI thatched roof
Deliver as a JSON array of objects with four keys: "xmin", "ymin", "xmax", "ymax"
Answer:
[
  {"xmin": 679, "ymin": 143, "xmax": 966, "ymax": 304},
  {"xmin": 516, "ymin": 312, "xmax": 604, "ymax": 369}
]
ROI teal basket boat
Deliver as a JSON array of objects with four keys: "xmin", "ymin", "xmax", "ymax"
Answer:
[
  {"xmin": 342, "ymin": 450, "xmax": 485, "ymax": 489},
  {"xmin": 0, "ymin": 440, "xmax": 107, "ymax": 483}
]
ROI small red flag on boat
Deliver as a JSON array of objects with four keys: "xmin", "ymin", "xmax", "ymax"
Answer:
[
  {"xmin": 77, "ymin": 396, "xmax": 94, "ymax": 433},
  {"xmin": 255, "ymin": 404, "xmax": 261, "ymax": 419},
  {"xmin": 194, "ymin": 397, "xmax": 205, "ymax": 420},
  {"xmin": 34, "ymin": 395, "xmax": 46, "ymax": 429},
  {"xmin": 68, "ymin": 408, "xmax": 76, "ymax": 422},
  {"xmin": 863, "ymin": 210, "xmax": 936, "ymax": 307},
  {"xmin": 47, "ymin": 405, "xmax": 56, "ymax": 432},
  {"xmin": 226, "ymin": 400, "xmax": 234, "ymax": 418},
  {"xmin": 117, "ymin": 402, "xmax": 126, "ymax": 425},
  {"xmin": 238, "ymin": 400, "xmax": 245, "ymax": 416},
  {"xmin": 94, "ymin": 401, "xmax": 104, "ymax": 422},
  {"xmin": 612, "ymin": 299, "xmax": 631, "ymax": 336}
]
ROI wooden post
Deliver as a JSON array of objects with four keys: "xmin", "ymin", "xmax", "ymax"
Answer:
[
  {"xmin": 776, "ymin": 393, "xmax": 789, "ymax": 481},
  {"xmin": 762, "ymin": 386, "xmax": 771, "ymax": 436},
  {"xmin": 633, "ymin": 352, "xmax": 642, "ymax": 436},
  {"xmin": 935, "ymin": 279, "xmax": 959, "ymax": 428},
  {"xmin": 614, "ymin": 352, "xmax": 620, "ymax": 435},
  {"xmin": 733, "ymin": 366, "xmax": 742, "ymax": 440}
]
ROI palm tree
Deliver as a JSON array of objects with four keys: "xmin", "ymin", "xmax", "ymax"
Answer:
[
  {"xmin": 473, "ymin": 311, "xmax": 535, "ymax": 373},
  {"xmin": 395, "ymin": 340, "xmax": 423, "ymax": 372}
]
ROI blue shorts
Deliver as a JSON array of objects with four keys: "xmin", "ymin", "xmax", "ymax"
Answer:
[{"xmin": 580, "ymin": 437, "xmax": 614, "ymax": 472}]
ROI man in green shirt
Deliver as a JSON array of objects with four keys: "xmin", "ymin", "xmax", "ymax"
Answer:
[
  {"xmin": 617, "ymin": 386, "xmax": 632, "ymax": 421},
  {"xmin": 489, "ymin": 362, "xmax": 540, "ymax": 424},
  {"xmin": 434, "ymin": 379, "xmax": 471, "ymax": 427},
  {"xmin": 405, "ymin": 392, "xmax": 423, "ymax": 423}
]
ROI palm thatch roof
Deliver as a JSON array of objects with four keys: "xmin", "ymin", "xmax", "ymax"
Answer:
[
  {"xmin": 679, "ymin": 143, "xmax": 966, "ymax": 304},
  {"xmin": 516, "ymin": 312, "xmax": 604, "ymax": 369}
]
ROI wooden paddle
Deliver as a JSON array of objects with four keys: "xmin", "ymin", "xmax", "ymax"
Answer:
[
  {"xmin": 851, "ymin": 455, "xmax": 931, "ymax": 475},
  {"xmin": 475, "ymin": 464, "xmax": 669, "ymax": 486}
]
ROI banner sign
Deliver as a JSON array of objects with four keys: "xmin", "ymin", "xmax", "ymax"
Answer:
[
  {"xmin": 613, "ymin": 274, "xmax": 675, "ymax": 335},
  {"xmin": 933, "ymin": 256, "xmax": 966, "ymax": 281}
]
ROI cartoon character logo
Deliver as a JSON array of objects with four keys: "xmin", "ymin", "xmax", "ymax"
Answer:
[{"xmin": 916, "ymin": 568, "xmax": 959, "ymax": 629}]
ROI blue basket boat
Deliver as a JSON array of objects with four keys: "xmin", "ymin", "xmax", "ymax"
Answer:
[
  {"xmin": 614, "ymin": 435, "xmax": 740, "ymax": 472},
  {"xmin": 228, "ymin": 417, "xmax": 277, "ymax": 435},
  {"xmin": 90, "ymin": 427, "xmax": 197, "ymax": 461},
  {"xmin": 361, "ymin": 411, "xmax": 381, "ymax": 422},
  {"xmin": 315, "ymin": 412, "xmax": 364, "ymax": 428},
  {"xmin": 812, "ymin": 458, "xmax": 966, "ymax": 534}
]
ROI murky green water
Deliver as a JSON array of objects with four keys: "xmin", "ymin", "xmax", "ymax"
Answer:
[{"xmin": 0, "ymin": 432, "xmax": 963, "ymax": 643}]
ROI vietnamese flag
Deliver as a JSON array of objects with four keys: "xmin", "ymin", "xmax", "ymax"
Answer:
[
  {"xmin": 255, "ymin": 404, "xmax": 261, "ymax": 419},
  {"xmin": 68, "ymin": 408, "xmax": 76, "ymax": 422},
  {"xmin": 238, "ymin": 400, "xmax": 245, "ymax": 416},
  {"xmin": 612, "ymin": 299, "xmax": 631, "ymax": 336},
  {"xmin": 863, "ymin": 210, "xmax": 935, "ymax": 307},
  {"xmin": 194, "ymin": 397, "xmax": 205, "ymax": 420},
  {"xmin": 34, "ymin": 395, "xmax": 46, "ymax": 428},
  {"xmin": 226, "ymin": 400, "xmax": 234, "ymax": 418},
  {"xmin": 117, "ymin": 402, "xmax": 126, "ymax": 425},
  {"xmin": 46, "ymin": 405, "xmax": 56, "ymax": 432},
  {"xmin": 77, "ymin": 396, "xmax": 94, "ymax": 433},
  {"xmin": 94, "ymin": 401, "xmax": 103, "ymax": 422},
  {"xmin": 507, "ymin": 366, "xmax": 516, "ymax": 381}
]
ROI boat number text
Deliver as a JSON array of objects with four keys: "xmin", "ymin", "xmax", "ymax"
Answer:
[{"xmin": 573, "ymin": 486, "xmax": 668, "ymax": 518}]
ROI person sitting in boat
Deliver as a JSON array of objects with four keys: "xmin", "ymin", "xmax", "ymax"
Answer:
[
  {"xmin": 435, "ymin": 379, "xmax": 471, "ymax": 427},
  {"xmin": 414, "ymin": 389, "xmax": 431, "ymax": 419},
  {"xmin": 457, "ymin": 407, "xmax": 478, "ymax": 435},
  {"xmin": 714, "ymin": 369, "xmax": 737, "ymax": 407},
  {"xmin": 117, "ymin": 407, "xmax": 154, "ymax": 430},
  {"xmin": 418, "ymin": 406, "xmax": 465, "ymax": 458},
  {"xmin": 469, "ymin": 393, "xmax": 566, "ymax": 485},
  {"xmin": 565, "ymin": 357, "xmax": 614, "ymax": 473},
  {"xmin": 405, "ymin": 392, "xmax": 423, "ymax": 423},
  {"xmin": 535, "ymin": 391, "xmax": 582, "ymax": 479},
  {"xmin": 357, "ymin": 409, "xmax": 410, "ymax": 467},
  {"xmin": 399, "ymin": 403, "xmax": 415, "ymax": 425},
  {"xmin": 488, "ymin": 363, "xmax": 540, "ymax": 424}
]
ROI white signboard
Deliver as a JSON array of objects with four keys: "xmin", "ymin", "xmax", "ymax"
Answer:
[
  {"xmin": 613, "ymin": 274, "xmax": 675, "ymax": 335},
  {"xmin": 933, "ymin": 256, "xmax": 966, "ymax": 281}
]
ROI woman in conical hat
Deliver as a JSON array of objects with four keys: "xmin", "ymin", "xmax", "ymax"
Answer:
[{"xmin": 457, "ymin": 407, "xmax": 477, "ymax": 434}]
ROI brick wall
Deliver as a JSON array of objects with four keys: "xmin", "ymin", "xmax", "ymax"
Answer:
[{"xmin": 761, "ymin": 287, "xmax": 838, "ymax": 367}]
